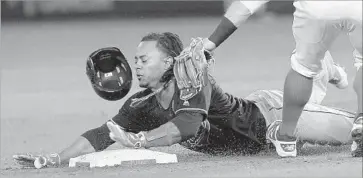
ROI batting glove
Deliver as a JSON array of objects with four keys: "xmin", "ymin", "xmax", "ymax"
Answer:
[
  {"xmin": 107, "ymin": 120, "xmax": 147, "ymax": 149},
  {"xmin": 13, "ymin": 153, "xmax": 61, "ymax": 169}
]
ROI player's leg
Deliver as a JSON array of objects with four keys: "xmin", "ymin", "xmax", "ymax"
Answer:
[
  {"xmin": 247, "ymin": 90, "xmax": 355, "ymax": 146},
  {"xmin": 348, "ymin": 23, "xmax": 362, "ymax": 115},
  {"xmin": 274, "ymin": 8, "xmax": 344, "ymax": 157},
  {"xmin": 287, "ymin": 49, "xmax": 348, "ymax": 105},
  {"xmin": 348, "ymin": 24, "xmax": 363, "ymax": 157},
  {"xmin": 295, "ymin": 104, "xmax": 355, "ymax": 146},
  {"xmin": 275, "ymin": 101, "xmax": 354, "ymax": 146}
]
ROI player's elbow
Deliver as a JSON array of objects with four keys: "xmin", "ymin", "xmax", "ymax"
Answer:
[
  {"xmin": 171, "ymin": 112, "xmax": 204, "ymax": 141},
  {"xmin": 81, "ymin": 124, "xmax": 115, "ymax": 152},
  {"xmin": 180, "ymin": 125, "xmax": 200, "ymax": 141}
]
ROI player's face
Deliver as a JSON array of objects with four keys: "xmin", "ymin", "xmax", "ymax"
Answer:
[{"xmin": 134, "ymin": 41, "xmax": 171, "ymax": 89}]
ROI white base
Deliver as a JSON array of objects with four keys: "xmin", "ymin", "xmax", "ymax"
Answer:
[{"xmin": 68, "ymin": 149, "xmax": 178, "ymax": 168}]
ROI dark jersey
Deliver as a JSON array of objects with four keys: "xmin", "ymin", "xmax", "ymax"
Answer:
[{"xmin": 82, "ymin": 78, "xmax": 266, "ymax": 153}]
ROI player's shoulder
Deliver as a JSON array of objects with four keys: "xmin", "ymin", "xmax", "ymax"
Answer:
[{"xmin": 123, "ymin": 88, "xmax": 154, "ymax": 108}]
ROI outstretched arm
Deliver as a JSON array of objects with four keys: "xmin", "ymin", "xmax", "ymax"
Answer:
[
  {"xmin": 107, "ymin": 112, "xmax": 204, "ymax": 148},
  {"xmin": 58, "ymin": 123, "xmax": 115, "ymax": 164},
  {"xmin": 57, "ymin": 93, "xmax": 144, "ymax": 164},
  {"xmin": 204, "ymin": 1, "xmax": 269, "ymax": 51},
  {"xmin": 145, "ymin": 112, "xmax": 204, "ymax": 147},
  {"xmin": 13, "ymin": 124, "xmax": 115, "ymax": 168},
  {"xmin": 57, "ymin": 136, "xmax": 96, "ymax": 164}
]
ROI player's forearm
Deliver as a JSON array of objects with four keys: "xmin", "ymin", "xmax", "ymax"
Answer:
[
  {"xmin": 209, "ymin": 1, "xmax": 269, "ymax": 47},
  {"xmin": 144, "ymin": 122, "xmax": 182, "ymax": 148},
  {"xmin": 58, "ymin": 136, "xmax": 96, "ymax": 164},
  {"xmin": 58, "ymin": 124, "xmax": 114, "ymax": 164},
  {"xmin": 144, "ymin": 112, "xmax": 203, "ymax": 148}
]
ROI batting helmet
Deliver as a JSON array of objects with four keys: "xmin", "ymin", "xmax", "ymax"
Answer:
[{"xmin": 86, "ymin": 47, "xmax": 133, "ymax": 101}]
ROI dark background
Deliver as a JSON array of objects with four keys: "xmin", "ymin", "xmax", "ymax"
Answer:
[{"xmin": 2, "ymin": 1, "xmax": 294, "ymax": 21}]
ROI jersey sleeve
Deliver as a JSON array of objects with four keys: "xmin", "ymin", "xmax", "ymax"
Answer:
[
  {"xmin": 81, "ymin": 123, "xmax": 114, "ymax": 152},
  {"xmin": 111, "ymin": 89, "xmax": 153, "ymax": 132},
  {"xmin": 239, "ymin": 1, "xmax": 269, "ymax": 14},
  {"xmin": 173, "ymin": 77, "xmax": 213, "ymax": 118},
  {"xmin": 170, "ymin": 112, "xmax": 204, "ymax": 141},
  {"xmin": 209, "ymin": 0, "xmax": 269, "ymax": 47},
  {"xmin": 209, "ymin": 83, "xmax": 234, "ymax": 112},
  {"xmin": 111, "ymin": 95, "xmax": 136, "ymax": 130},
  {"xmin": 209, "ymin": 82, "xmax": 244, "ymax": 115}
]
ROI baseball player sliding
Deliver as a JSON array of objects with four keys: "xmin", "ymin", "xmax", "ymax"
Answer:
[
  {"xmin": 13, "ymin": 32, "xmax": 357, "ymax": 169},
  {"xmin": 202, "ymin": 0, "xmax": 362, "ymax": 158}
]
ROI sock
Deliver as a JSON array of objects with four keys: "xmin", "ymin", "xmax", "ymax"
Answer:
[{"xmin": 280, "ymin": 69, "xmax": 313, "ymax": 138}]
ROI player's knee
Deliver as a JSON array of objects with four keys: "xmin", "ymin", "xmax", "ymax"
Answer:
[{"xmin": 290, "ymin": 53, "xmax": 323, "ymax": 78}]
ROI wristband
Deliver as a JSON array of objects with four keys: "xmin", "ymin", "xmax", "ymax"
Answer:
[{"xmin": 208, "ymin": 17, "xmax": 237, "ymax": 47}]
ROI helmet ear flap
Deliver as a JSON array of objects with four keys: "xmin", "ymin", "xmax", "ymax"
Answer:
[{"xmin": 86, "ymin": 57, "xmax": 96, "ymax": 84}]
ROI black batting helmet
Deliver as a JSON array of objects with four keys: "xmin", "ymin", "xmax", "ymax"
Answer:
[{"xmin": 86, "ymin": 47, "xmax": 133, "ymax": 101}]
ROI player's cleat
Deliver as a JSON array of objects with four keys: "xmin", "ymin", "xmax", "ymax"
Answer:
[
  {"xmin": 329, "ymin": 63, "xmax": 348, "ymax": 89},
  {"xmin": 266, "ymin": 120, "xmax": 297, "ymax": 157},
  {"xmin": 351, "ymin": 114, "xmax": 362, "ymax": 157}
]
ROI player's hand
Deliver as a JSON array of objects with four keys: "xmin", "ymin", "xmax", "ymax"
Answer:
[
  {"xmin": 13, "ymin": 153, "xmax": 61, "ymax": 169},
  {"xmin": 202, "ymin": 38, "xmax": 217, "ymax": 52},
  {"xmin": 107, "ymin": 120, "xmax": 147, "ymax": 149}
]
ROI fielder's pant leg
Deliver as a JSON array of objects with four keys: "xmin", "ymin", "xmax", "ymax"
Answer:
[
  {"xmin": 245, "ymin": 90, "xmax": 284, "ymax": 126},
  {"xmin": 292, "ymin": 1, "xmax": 362, "ymax": 74},
  {"xmin": 295, "ymin": 104, "xmax": 355, "ymax": 145},
  {"xmin": 291, "ymin": 6, "xmax": 344, "ymax": 81},
  {"xmin": 347, "ymin": 22, "xmax": 362, "ymax": 71},
  {"xmin": 280, "ymin": 6, "xmax": 354, "ymax": 137},
  {"xmin": 347, "ymin": 23, "xmax": 363, "ymax": 114}
]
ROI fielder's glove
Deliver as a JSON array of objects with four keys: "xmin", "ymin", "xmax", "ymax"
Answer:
[
  {"xmin": 13, "ymin": 153, "xmax": 61, "ymax": 169},
  {"xmin": 173, "ymin": 37, "xmax": 214, "ymax": 102},
  {"xmin": 107, "ymin": 120, "xmax": 147, "ymax": 149}
]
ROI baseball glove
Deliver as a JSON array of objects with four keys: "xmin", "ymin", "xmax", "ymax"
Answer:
[{"xmin": 173, "ymin": 37, "xmax": 214, "ymax": 102}]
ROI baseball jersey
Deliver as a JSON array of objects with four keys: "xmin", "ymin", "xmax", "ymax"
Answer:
[
  {"xmin": 223, "ymin": 1, "xmax": 361, "ymax": 30},
  {"xmin": 82, "ymin": 77, "xmax": 264, "ymax": 151}
]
